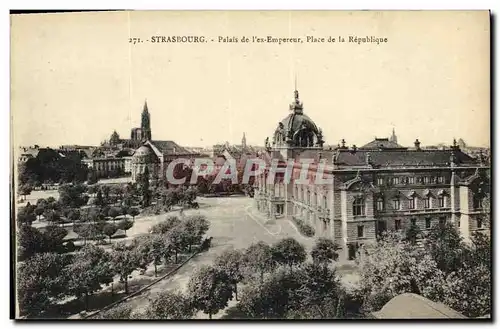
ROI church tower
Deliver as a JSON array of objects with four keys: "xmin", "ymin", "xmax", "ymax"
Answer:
[
  {"xmin": 389, "ymin": 127, "xmax": 398, "ymax": 144},
  {"xmin": 141, "ymin": 100, "xmax": 152, "ymax": 141},
  {"xmin": 242, "ymin": 132, "xmax": 247, "ymax": 149}
]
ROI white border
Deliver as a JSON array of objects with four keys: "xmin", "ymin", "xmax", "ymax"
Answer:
[{"xmin": 2, "ymin": 1, "xmax": 498, "ymax": 329}]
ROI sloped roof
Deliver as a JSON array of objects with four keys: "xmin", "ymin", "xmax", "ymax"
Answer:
[
  {"xmin": 371, "ymin": 293, "xmax": 467, "ymax": 319},
  {"xmin": 150, "ymin": 140, "xmax": 196, "ymax": 155},
  {"xmin": 335, "ymin": 149, "xmax": 476, "ymax": 168},
  {"xmin": 361, "ymin": 138, "xmax": 406, "ymax": 150}
]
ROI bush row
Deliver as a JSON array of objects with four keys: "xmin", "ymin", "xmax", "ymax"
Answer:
[{"xmin": 291, "ymin": 216, "xmax": 315, "ymax": 237}]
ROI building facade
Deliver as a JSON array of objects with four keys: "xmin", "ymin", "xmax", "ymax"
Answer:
[
  {"xmin": 83, "ymin": 156, "xmax": 132, "ymax": 178},
  {"xmin": 254, "ymin": 90, "xmax": 490, "ymax": 260}
]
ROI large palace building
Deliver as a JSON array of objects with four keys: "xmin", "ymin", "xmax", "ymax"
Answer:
[{"xmin": 254, "ymin": 90, "xmax": 490, "ymax": 260}]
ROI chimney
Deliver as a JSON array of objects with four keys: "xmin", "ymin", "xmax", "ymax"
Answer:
[{"xmin": 414, "ymin": 139, "xmax": 421, "ymax": 151}]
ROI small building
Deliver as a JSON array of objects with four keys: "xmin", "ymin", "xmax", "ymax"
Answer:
[{"xmin": 371, "ymin": 293, "xmax": 467, "ymax": 319}]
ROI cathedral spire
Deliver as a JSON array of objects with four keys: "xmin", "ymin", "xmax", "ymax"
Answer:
[
  {"xmin": 141, "ymin": 99, "xmax": 152, "ymax": 141},
  {"xmin": 242, "ymin": 132, "xmax": 247, "ymax": 148},
  {"xmin": 389, "ymin": 127, "xmax": 398, "ymax": 144}
]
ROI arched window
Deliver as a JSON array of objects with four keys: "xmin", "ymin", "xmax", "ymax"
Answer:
[
  {"xmin": 307, "ymin": 190, "xmax": 311, "ymax": 205},
  {"xmin": 323, "ymin": 195, "xmax": 327, "ymax": 209},
  {"xmin": 353, "ymin": 197, "xmax": 365, "ymax": 216}
]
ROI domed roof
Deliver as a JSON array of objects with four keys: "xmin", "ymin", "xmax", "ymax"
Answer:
[
  {"xmin": 132, "ymin": 145, "xmax": 158, "ymax": 162},
  {"xmin": 281, "ymin": 112, "xmax": 319, "ymax": 135}
]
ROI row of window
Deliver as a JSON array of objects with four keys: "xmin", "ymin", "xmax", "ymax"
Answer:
[
  {"xmin": 356, "ymin": 217, "xmax": 449, "ymax": 238},
  {"xmin": 294, "ymin": 186, "xmax": 328, "ymax": 208},
  {"xmin": 376, "ymin": 176, "xmax": 446, "ymax": 186},
  {"xmin": 375, "ymin": 195, "xmax": 447, "ymax": 211},
  {"xmin": 353, "ymin": 195, "xmax": 448, "ymax": 216}
]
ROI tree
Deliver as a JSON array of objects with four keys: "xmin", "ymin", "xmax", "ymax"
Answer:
[
  {"xmin": 94, "ymin": 304, "xmax": 135, "ymax": 319},
  {"xmin": 128, "ymin": 207, "xmax": 140, "ymax": 221},
  {"xmin": 236, "ymin": 266, "xmax": 304, "ymax": 319},
  {"xmin": 34, "ymin": 206, "xmax": 45, "ymax": 221},
  {"xmin": 17, "ymin": 206, "xmax": 37, "ymax": 226},
  {"xmin": 357, "ymin": 231, "xmax": 446, "ymax": 312},
  {"xmin": 439, "ymin": 232, "xmax": 491, "ymax": 317},
  {"xmin": 108, "ymin": 207, "xmax": 121, "ymax": 223},
  {"xmin": 143, "ymin": 290, "xmax": 194, "ymax": 319},
  {"xmin": 42, "ymin": 224, "xmax": 68, "ymax": 252},
  {"xmin": 66, "ymin": 244, "xmax": 114, "ymax": 311},
  {"xmin": 73, "ymin": 223, "xmax": 95, "ymax": 245},
  {"xmin": 130, "ymin": 236, "xmax": 154, "ymax": 273},
  {"xmin": 234, "ymin": 262, "xmax": 344, "ymax": 319},
  {"xmin": 182, "ymin": 215, "xmax": 210, "ymax": 252},
  {"xmin": 405, "ymin": 223, "xmax": 422, "ymax": 245},
  {"xmin": 111, "ymin": 242, "xmax": 141, "ymax": 294},
  {"xmin": 43, "ymin": 209, "xmax": 61, "ymax": 226},
  {"xmin": 151, "ymin": 216, "xmax": 181, "ymax": 234},
  {"xmin": 187, "ymin": 265, "xmax": 234, "ymax": 319},
  {"xmin": 424, "ymin": 222, "xmax": 466, "ymax": 274},
  {"xmin": 58, "ymin": 184, "xmax": 88, "ymax": 208},
  {"xmin": 166, "ymin": 225, "xmax": 188, "ymax": 263},
  {"xmin": 311, "ymin": 238, "xmax": 339, "ymax": 268},
  {"xmin": 67, "ymin": 209, "xmax": 81, "ymax": 225},
  {"xmin": 117, "ymin": 219, "xmax": 134, "ymax": 235},
  {"xmin": 215, "ymin": 249, "xmax": 244, "ymax": 300},
  {"xmin": 17, "ymin": 225, "xmax": 45, "ymax": 259},
  {"xmin": 87, "ymin": 185, "xmax": 97, "ymax": 196},
  {"xmin": 244, "ymin": 241, "xmax": 276, "ymax": 284},
  {"xmin": 139, "ymin": 166, "xmax": 151, "ymax": 207},
  {"xmin": 17, "ymin": 253, "xmax": 70, "ymax": 317},
  {"xmin": 102, "ymin": 223, "xmax": 119, "ymax": 243},
  {"xmin": 141, "ymin": 234, "xmax": 170, "ymax": 276},
  {"xmin": 19, "ymin": 184, "xmax": 33, "ymax": 201},
  {"xmin": 95, "ymin": 189, "xmax": 105, "ymax": 207},
  {"xmin": 272, "ymin": 238, "xmax": 307, "ymax": 272},
  {"xmin": 291, "ymin": 263, "xmax": 344, "ymax": 318}
]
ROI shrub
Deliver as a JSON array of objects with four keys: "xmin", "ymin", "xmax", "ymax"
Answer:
[{"xmin": 291, "ymin": 217, "xmax": 315, "ymax": 237}]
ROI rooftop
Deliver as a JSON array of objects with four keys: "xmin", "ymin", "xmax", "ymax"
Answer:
[{"xmin": 371, "ymin": 293, "xmax": 467, "ymax": 319}]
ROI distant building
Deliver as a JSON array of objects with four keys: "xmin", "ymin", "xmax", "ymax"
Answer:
[{"xmin": 254, "ymin": 89, "xmax": 490, "ymax": 260}]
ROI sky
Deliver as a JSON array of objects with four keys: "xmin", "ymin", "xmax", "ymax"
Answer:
[{"xmin": 11, "ymin": 11, "xmax": 490, "ymax": 149}]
